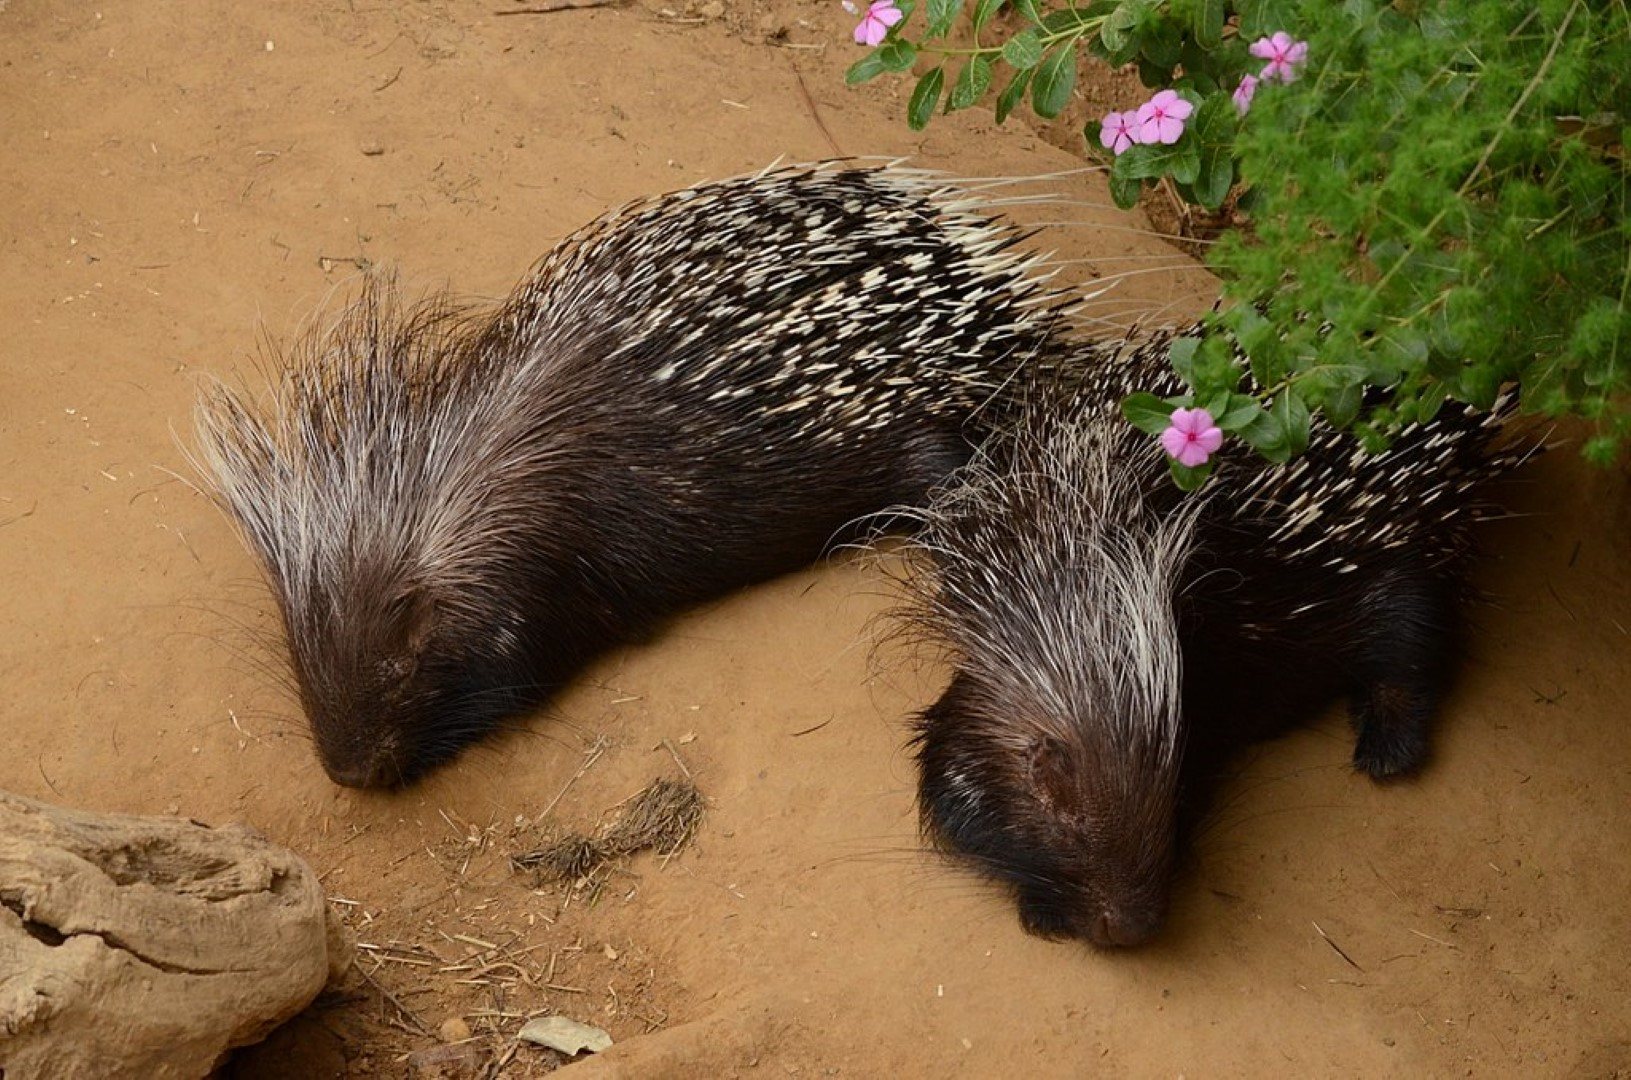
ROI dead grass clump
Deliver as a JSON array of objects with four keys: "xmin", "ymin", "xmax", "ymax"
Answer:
[{"xmin": 514, "ymin": 776, "xmax": 704, "ymax": 884}]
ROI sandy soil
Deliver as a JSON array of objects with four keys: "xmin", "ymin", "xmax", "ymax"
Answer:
[{"xmin": 2, "ymin": 2, "xmax": 1628, "ymax": 1076}]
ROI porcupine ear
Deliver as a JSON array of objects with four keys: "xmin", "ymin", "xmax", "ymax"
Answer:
[
  {"xmin": 381, "ymin": 588, "xmax": 440, "ymax": 678},
  {"xmin": 1026, "ymin": 736, "xmax": 1082, "ymax": 819}
]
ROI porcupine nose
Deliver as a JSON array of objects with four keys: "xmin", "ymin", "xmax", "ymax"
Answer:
[
  {"xmin": 320, "ymin": 745, "xmax": 405, "ymax": 789},
  {"xmin": 1087, "ymin": 907, "xmax": 1162, "ymax": 948}
]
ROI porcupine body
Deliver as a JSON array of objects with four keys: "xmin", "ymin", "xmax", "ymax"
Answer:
[
  {"xmin": 902, "ymin": 331, "xmax": 1529, "ymax": 947},
  {"xmin": 195, "ymin": 162, "xmax": 1068, "ymax": 789}
]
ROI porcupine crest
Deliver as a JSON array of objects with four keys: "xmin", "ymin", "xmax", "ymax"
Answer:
[
  {"xmin": 194, "ymin": 161, "xmax": 1073, "ymax": 787},
  {"xmin": 896, "ymin": 329, "xmax": 1530, "ymax": 944}
]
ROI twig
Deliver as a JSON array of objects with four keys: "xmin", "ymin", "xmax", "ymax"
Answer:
[
  {"xmin": 790, "ymin": 61, "xmax": 843, "ymax": 157},
  {"xmin": 496, "ymin": 0, "xmax": 618, "ymax": 12},
  {"xmin": 789, "ymin": 716, "xmax": 833, "ymax": 738},
  {"xmin": 1408, "ymin": 928, "xmax": 1460, "ymax": 950},
  {"xmin": 0, "ymin": 502, "xmax": 37, "ymax": 529},
  {"xmin": 537, "ymin": 736, "xmax": 610, "ymax": 821},
  {"xmin": 36, "ymin": 754, "xmax": 62, "ymax": 797},
  {"xmin": 660, "ymin": 738, "xmax": 692, "ymax": 779},
  {"xmin": 1312, "ymin": 921, "xmax": 1365, "ymax": 972},
  {"xmin": 352, "ymin": 958, "xmax": 435, "ymax": 1036}
]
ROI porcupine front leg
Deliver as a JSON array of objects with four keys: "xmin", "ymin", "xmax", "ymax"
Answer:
[{"xmin": 1347, "ymin": 567, "xmax": 1458, "ymax": 781}]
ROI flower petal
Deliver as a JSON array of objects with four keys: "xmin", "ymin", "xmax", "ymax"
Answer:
[
  {"xmin": 1197, "ymin": 426, "xmax": 1224, "ymax": 454},
  {"xmin": 1249, "ymin": 37, "xmax": 1275, "ymax": 60},
  {"xmin": 1160, "ymin": 426, "xmax": 1190, "ymax": 459},
  {"xmin": 1232, "ymin": 74, "xmax": 1257, "ymax": 115},
  {"xmin": 1165, "ymin": 96, "xmax": 1194, "ymax": 120},
  {"xmin": 874, "ymin": 5, "xmax": 904, "ymax": 26},
  {"xmin": 1176, "ymin": 441, "xmax": 1210, "ymax": 468}
]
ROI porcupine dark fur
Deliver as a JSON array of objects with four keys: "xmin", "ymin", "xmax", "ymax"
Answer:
[
  {"xmin": 899, "ymin": 329, "xmax": 1532, "ymax": 947},
  {"xmin": 194, "ymin": 162, "xmax": 1072, "ymax": 789}
]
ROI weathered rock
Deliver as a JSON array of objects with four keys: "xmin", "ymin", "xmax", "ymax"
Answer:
[
  {"xmin": 519, "ymin": 1014, "xmax": 614, "ymax": 1056},
  {"xmin": 0, "ymin": 789, "xmax": 340, "ymax": 1079}
]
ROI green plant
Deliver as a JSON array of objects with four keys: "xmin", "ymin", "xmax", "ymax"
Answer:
[{"xmin": 846, "ymin": 0, "xmax": 1631, "ymax": 483}]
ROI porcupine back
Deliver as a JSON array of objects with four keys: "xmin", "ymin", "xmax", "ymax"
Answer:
[
  {"xmin": 901, "ymin": 330, "xmax": 1530, "ymax": 946},
  {"xmin": 195, "ymin": 162, "xmax": 1071, "ymax": 788}
]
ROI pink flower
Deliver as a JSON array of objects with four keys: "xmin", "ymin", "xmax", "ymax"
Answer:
[
  {"xmin": 1250, "ymin": 31, "xmax": 1309, "ymax": 83},
  {"xmin": 1098, "ymin": 110, "xmax": 1139, "ymax": 155},
  {"xmin": 1134, "ymin": 90, "xmax": 1193, "ymax": 146},
  {"xmin": 1232, "ymin": 73, "xmax": 1259, "ymax": 116},
  {"xmin": 1160, "ymin": 407, "xmax": 1223, "ymax": 468},
  {"xmin": 853, "ymin": 0, "xmax": 903, "ymax": 46}
]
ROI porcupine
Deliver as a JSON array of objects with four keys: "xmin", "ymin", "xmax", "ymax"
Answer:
[
  {"xmin": 899, "ymin": 330, "xmax": 1529, "ymax": 947},
  {"xmin": 194, "ymin": 162, "xmax": 1073, "ymax": 789}
]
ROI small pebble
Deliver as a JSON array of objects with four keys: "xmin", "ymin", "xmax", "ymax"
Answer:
[{"xmin": 439, "ymin": 1017, "xmax": 471, "ymax": 1043}]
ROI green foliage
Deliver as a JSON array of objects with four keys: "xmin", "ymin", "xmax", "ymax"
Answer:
[{"xmin": 844, "ymin": 0, "xmax": 1631, "ymax": 468}]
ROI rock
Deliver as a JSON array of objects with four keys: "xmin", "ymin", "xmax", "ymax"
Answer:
[
  {"xmin": 407, "ymin": 1040, "xmax": 487, "ymax": 1076},
  {"xmin": 439, "ymin": 1017, "xmax": 473, "ymax": 1043},
  {"xmin": 698, "ymin": 1, "xmax": 724, "ymax": 18},
  {"xmin": 0, "ymin": 789, "xmax": 341, "ymax": 1079},
  {"xmin": 518, "ymin": 1015, "xmax": 614, "ymax": 1056}
]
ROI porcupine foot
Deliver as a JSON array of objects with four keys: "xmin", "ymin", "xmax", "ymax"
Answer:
[
  {"xmin": 1347, "ymin": 569, "xmax": 1456, "ymax": 781},
  {"xmin": 1350, "ymin": 683, "xmax": 1433, "ymax": 780}
]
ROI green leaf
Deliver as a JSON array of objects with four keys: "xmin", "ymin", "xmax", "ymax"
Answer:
[
  {"xmin": 1193, "ymin": 146, "xmax": 1232, "ymax": 210},
  {"xmin": 1191, "ymin": 0, "xmax": 1223, "ymax": 48},
  {"xmin": 1372, "ymin": 326, "xmax": 1428, "ymax": 382},
  {"xmin": 1168, "ymin": 141, "xmax": 1201, "ymax": 185},
  {"xmin": 878, "ymin": 40, "xmax": 918, "ymax": 72},
  {"xmin": 1213, "ymin": 393, "xmax": 1264, "ymax": 431},
  {"xmin": 1237, "ymin": 0, "xmax": 1296, "ymax": 38},
  {"xmin": 1301, "ymin": 363, "xmax": 1368, "ymax": 393},
  {"xmin": 1169, "ymin": 336, "xmax": 1202, "ymax": 382},
  {"xmin": 925, "ymin": 0, "xmax": 963, "ymax": 38},
  {"xmin": 1114, "ymin": 140, "xmax": 1199, "ymax": 182},
  {"xmin": 1190, "ymin": 92, "xmax": 1236, "ymax": 146},
  {"xmin": 1122, "ymin": 391, "xmax": 1176, "ymax": 435},
  {"xmin": 1138, "ymin": 15, "xmax": 1182, "ymax": 70},
  {"xmin": 1169, "ymin": 459, "xmax": 1213, "ymax": 491},
  {"xmin": 1013, "ymin": 0, "xmax": 1042, "ymax": 21},
  {"xmin": 908, "ymin": 67, "xmax": 945, "ymax": 131},
  {"xmin": 1323, "ymin": 383, "xmax": 1364, "ymax": 428},
  {"xmin": 844, "ymin": 51, "xmax": 890, "ymax": 86},
  {"xmin": 948, "ymin": 55, "xmax": 993, "ymax": 111},
  {"xmin": 1108, "ymin": 169, "xmax": 1141, "ymax": 209},
  {"xmin": 970, "ymin": 0, "xmax": 1005, "ymax": 33},
  {"xmin": 995, "ymin": 68, "xmax": 1034, "ymax": 123},
  {"xmin": 1030, "ymin": 43, "xmax": 1077, "ymax": 119},
  {"xmin": 1001, "ymin": 27, "xmax": 1044, "ymax": 69},
  {"xmin": 1040, "ymin": 7, "xmax": 1097, "ymax": 32},
  {"xmin": 1271, "ymin": 390, "xmax": 1311, "ymax": 455},
  {"xmin": 1239, "ymin": 406, "xmax": 1289, "ymax": 461}
]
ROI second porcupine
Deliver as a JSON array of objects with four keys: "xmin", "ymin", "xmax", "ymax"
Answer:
[
  {"xmin": 899, "ymin": 332, "xmax": 1531, "ymax": 947},
  {"xmin": 195, "ymin": 162, "xmax": 1069, "ymax": 789}
]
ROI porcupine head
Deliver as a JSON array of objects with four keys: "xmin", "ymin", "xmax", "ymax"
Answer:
[{"xmin": 911, "ymin": 414, "xmax": 1197, "ymax": 948}]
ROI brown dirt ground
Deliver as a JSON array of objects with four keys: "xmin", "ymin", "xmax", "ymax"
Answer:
[{"xmin": 2, "ymin": 2, "xmax": 1629, "ymax": 1077}]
